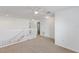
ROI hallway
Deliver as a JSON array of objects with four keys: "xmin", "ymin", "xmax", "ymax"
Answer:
[{"xmin": 0, "ymin": 36, "xmax": 75, "ymax": 53}]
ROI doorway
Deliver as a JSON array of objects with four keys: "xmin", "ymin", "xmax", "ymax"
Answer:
[{"xmin": 37, "ymin": 22, "xmax": 40, "ymax": 35}]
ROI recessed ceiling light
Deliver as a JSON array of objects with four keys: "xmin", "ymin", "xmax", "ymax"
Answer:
[{"xmin": 34, "ymin": 11, "xmax": 39, "ymax": 14}]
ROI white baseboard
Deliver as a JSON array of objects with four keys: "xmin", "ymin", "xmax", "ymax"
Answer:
[{"xmin": 55, "ymin": 43, "xmax": 77, "ymax": 53}]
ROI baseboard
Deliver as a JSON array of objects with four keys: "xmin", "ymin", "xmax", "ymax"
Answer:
[
  {"xmin": 55, "ymin": 44, "xmax": 77, "ymax": 53},
  {"xmin": 40, "ymin": 35, "xmax": 76, "ymax": 53}
]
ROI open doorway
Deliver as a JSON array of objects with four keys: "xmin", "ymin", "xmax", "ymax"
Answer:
[{"xmin": 37, "ymin": 22, "xmax": 40, "ymax": 35}]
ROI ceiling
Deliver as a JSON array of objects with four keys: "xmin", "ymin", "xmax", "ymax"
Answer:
[{"xmin": 0, "ymin": 6, "xmax": 72, "ymax": 19}]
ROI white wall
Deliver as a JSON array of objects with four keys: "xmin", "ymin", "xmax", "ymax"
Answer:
[
  {"xmin": 40, "ymin": 16, "xmax": 54, "ymax": 38},
  {"xmin": 55, "ymin": 7, "xmax": 79, "ymax": 52},
  {"xmin": 50, "ymin": 16, "xmax": 55, "ymax": 38}
]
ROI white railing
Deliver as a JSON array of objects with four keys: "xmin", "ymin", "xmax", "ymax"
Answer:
[
  {"xmin": 0, "ymin": 30, "xmax": 24, "ymax": 47},
  {"xmin": 0, "ymin": 29, "xmax": 36, "ymax": 48}
]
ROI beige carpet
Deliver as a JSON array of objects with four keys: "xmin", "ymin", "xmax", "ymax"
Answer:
[{"xmin": 0, "ymin": 36, "xmax": 75, "ymax": 53}]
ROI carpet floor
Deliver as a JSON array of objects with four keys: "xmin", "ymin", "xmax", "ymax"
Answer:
[{"xmin": 0, "ymin": 36, "xmax": 75, "ymax": 53}]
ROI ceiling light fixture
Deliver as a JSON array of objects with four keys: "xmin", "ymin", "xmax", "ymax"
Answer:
[{"xmin": 34, "ymin": 11, "xmax": 39, "ymax": 15}]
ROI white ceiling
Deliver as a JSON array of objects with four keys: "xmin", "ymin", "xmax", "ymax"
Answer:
[{"xmin": 0, "ymin": 6, "xmax": 72, "ymax": 19}]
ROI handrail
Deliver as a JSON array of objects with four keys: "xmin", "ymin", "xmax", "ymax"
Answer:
[
  {"xmin": 0, "ymin": 29, "xmax": 27, "ymax": 46},
  {"xmin": 0, "ymin": 28, "xmax": 36, "ymax": 48}
]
